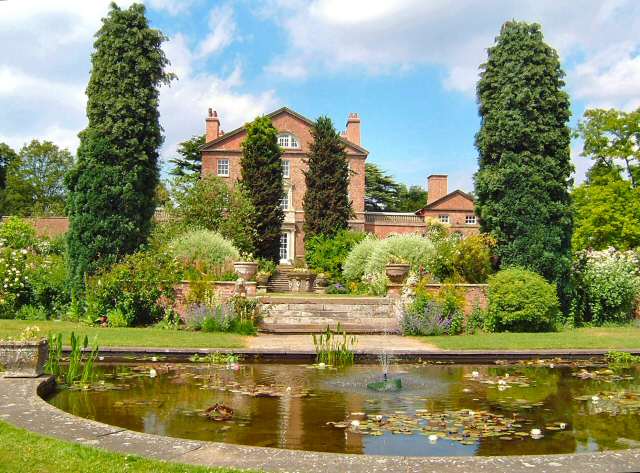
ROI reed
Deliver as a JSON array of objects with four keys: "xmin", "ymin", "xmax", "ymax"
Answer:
[
  {"xmin": 312, "ymin": 323, "xmax": 357, "ymax": 367},
  {"xmin": 44, "ymin": 332, "xmax": 100, "ymax": 386}
]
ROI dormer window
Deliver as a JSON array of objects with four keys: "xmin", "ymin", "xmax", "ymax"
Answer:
[{"xmin": 277, "ymin": 133, "xmax": 299, "ymax": 149}]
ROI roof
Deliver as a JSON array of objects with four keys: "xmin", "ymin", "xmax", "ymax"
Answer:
[
  {"xmin": 414, "ymin": 189, "xmax": 475, "ymax": 215},
  {"xmin": 201, "ymin": 106, "xmax": 369, "ymax": 154}
]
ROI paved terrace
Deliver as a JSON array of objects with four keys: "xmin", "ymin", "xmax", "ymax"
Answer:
[{"xmin": 2, "ymin": 376, "xmax": 640, "ymax": 472}]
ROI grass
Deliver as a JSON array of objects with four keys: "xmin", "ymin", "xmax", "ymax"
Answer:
[
  {"xmin": 0, "ymin": 420, "xmax": 253, "ymax": 473},
  {"xmin": 0, "ymin": 320, "xmax": 246, "ymax": 349},
  {"xmin": 422, "ymin": 326, "xmax": 640, "ymax": 350}
]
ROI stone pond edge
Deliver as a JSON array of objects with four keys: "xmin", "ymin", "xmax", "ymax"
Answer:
[{"xmin": 0, "ymin": 376, "xmax": 639, "ymax": 473}]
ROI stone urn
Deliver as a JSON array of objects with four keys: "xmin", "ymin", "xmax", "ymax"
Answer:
[
  {"xmin": 288, "ymin": 270, "xmax": 316, "ymax": 293},
  {"xmin": 0, "ymin": 338, "xmax": 48, "ymax": 378},
  {"xmin": 256, "ymin": 271, "xmax": 271, "ymax": 286},
  {"xmin": 233, "ymin": 261, "xmax": 258, "ymax": 280},
  {"xmin": 385, "ymin": 263, "xmax": 410, "ymax": 284},
  {"xmin": 315, "ymin": 273, "xmax": 329, "ymax": 294}
]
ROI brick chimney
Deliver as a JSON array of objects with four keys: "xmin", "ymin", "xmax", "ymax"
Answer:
[
  {"xmin": 345, "ymin": 112, "xmax": 360, "ymax": 145},
  {"xmin": 427, "ymin": 174, "xmax": 448, "ymax": 205},
  {"xmin": 205, "ymin": 108, "xmax": 220, "ymax": 142}
]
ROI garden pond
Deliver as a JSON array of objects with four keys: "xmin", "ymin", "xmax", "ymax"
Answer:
[{"xmin": 47, "ymin": 359, "xmax": 640, "ymax": 457}]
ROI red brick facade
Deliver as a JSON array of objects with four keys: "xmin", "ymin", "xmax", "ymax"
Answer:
[{"xmin": 201, "ymin": 107, "xmax": 368, "ymax": 263}]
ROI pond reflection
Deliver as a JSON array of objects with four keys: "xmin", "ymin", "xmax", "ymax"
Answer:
[{"xmin": 47, "ymin": 362, "xmax": 640, "ymax": 457}]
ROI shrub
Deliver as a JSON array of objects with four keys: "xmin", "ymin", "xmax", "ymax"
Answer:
[
  {"xmin": 485, "ymin": 267, "xmax": 560, "ymax": 332},
  {"xmin": 25, "ymin": 253, "xmax": 69, "ymax": 316},
  {"xmin": 343, "ymin": 235, "xmax": 379, "ymax": 282},
  {"xmin": 466, "ymin": 305, "xmax": 487, "ymax": 334},
  {"xmin": 452, "ymin": 234, "xmax": 495, "ymax": 283},
  {"xmin": 326, "ymin": 283, "xmax": 349, "ymax": 294},
  {"xmin": 15, "ymin": 305, "xmax": 47, "ymax": 321},
  {"xmin": 305, "ymin": 230, "xmax": 366, "ymax": 282},
  {"xmin": 185, "ymin": 296, "xmax": 261, "ymax": 335},
  {"xmin": 401, "ymin": 289, "xmax": 464, "ymax": 336},
  {"xmin": 168, "ymin": 229, "xmax": 239, "ymax": 276},
  {"xmin": 106, "ymin": 307, "xmax": 130, "ymax": 327},
  {"xmin": 571, "ymin": 249, "xmax": 640, "ymax": 325},
  {"xmin": 88, "ymin": 250, "xmax": 180, "ymax": 327},
  {"xmin": 0, "ymin": 217, "xmax": 36, "ymax": 249},
  {"xmin": 0, "ymin": 247, "xmax": 30, "ymax": 318},
  {"xmin": 169, "ymin": 175, "xmax": 256, "ymax": 254},
  {"xmin": 364, "ymin": 233, "xmax": 435, "ymax": 276}
]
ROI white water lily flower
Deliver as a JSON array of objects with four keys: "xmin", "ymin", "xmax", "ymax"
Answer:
[
  {"xmin": 559, "ymin": 423, "xmax": 566, "ymax": 429},
  {"xmin": 471, "ymin": 371, "xmax": 480, "ymax": 378},
  {"xmin": 591, "ymin": 395, "xmax": 600, "ymax": 403},
  {"xmin": 530, "ymin": 428, "xmax": 542, "ymax": 438},
  {"xmin": 428, "ymin": 434, "xmax": 438, "ymax": 443},
  {"xmin": 149, "ymin": 368, "xmax": 157, "ymax": 378},
  {"xmin": 350, "ymin": 420, "xmax": 360, "ymax": 428}
]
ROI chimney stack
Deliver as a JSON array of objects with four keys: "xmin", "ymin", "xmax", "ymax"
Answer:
[
  {"xmin": 205, "ymin": 108, "xmax": 220, "ymax": 142},
  {"xmin": 427, "ymin": 175, "xmax": 448, "ymax": 205},
  {"xmin": 345, "ymin": 112, "xmax": 360, "ymax": 145}
]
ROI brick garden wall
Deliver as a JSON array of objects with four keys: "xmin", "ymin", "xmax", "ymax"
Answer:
[{"xmin": 420, "ymin": 283, "xmax": 488, "ymax": 316}]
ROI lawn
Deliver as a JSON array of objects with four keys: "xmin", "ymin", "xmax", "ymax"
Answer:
[
  {"xmin": 0, "ymin": 420, "xmax": 254, "ymax": 473},
  {"xmin": 423, "ymin": 326, "xmax": 640, "ymax": 350},
  {"xmin": 0, "ymin": 320, "xmax": 246, "ymax": 349}
]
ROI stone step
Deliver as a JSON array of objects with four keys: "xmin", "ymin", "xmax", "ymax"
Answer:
[
  {"xmin": 259, "ymin": 321, "xmax": 400, "ymax": 334},
  {"xmin": 265, "ymin": 310, "xmax": 394, "ymax": 319},
  {"xmin": 264, "ymin": 317, "xmax": 397, "ymax": 327}
]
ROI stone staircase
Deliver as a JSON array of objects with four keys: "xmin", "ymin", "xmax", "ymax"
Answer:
[
  {"xmin": 259, "ymin": 296, "xmax": 400, "ymax": 334},
  {"xmin": 266, "ymin": 266, "xmax": 293, "ymax": 293}
]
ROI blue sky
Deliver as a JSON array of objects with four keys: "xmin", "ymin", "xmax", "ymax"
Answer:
[{"xmin": 1, "ymin": 1, "xmax": 639, "ymax": 192}]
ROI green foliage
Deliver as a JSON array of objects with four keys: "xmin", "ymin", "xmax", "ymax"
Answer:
[
  {"xmin": 485, "ymin": 267, "xmax": 560, "ymax": 332},
  {"xmin": 605, "ymin": 350, "xmax": 640, "ymax": 366},
  {"xmin": 185, "ymin": 296, "xmax": 261, "ymax": 335},
  {"xmin": 0, "ymin": 216, "xmax": 36, "ymax": 249},
  {"xmin": 88, "ymin": 250, "xmax": 180, "ymax": 327},
  {"xmin": 15, "ymin": 305, "xmax": 47, "ymax": 321},
  {"xmin": 167, "ymin": 229, "xmax": 239, "ymax": 276},
  {"xmin": 240, "ymin": 116, "xmax": 283, "ymax": 262},
  {"xmin": 570, "ymin": 249, "xmax": 640, "ymax": 326},
  {"xmin": 169, "ymin": 134, "xmax": 205, "ymax": 177},
  {"xmin": 305, "ymin": 230, "xmax": 366, "ymax": 282},
  {"xmin": 466, "ymin": 304, "xmax": 487, "ymax": 335},
  {"xmin": 428, "ymin": 231, "xmax": 459, "ymax": 282},
  {"xmin": 168, "ymin": 175, "xmax": 256, "ymax": 254},
  {"xmin": 106, "ymin": 307, "xmax": 130, "ymax": 327},
  {"xmin": 363, "ymin": 233, "xmax": 435, "ymax": 279},
  {"xmin": 576, "ymin": 108, "xmax": 640, "ymax": 188},
  {"xmin": 45, "ymin": 332, "xmax": 100, "ymax": 386},
  {"xmin": 364, "ymin": 163, "xmax": 427, "ymax": 212},
  {"xmin": 312, "ymin": 324, "xmax": 357, "ymax": 366},
  {"xmin": 0, "ymin": 142, "xmax": 17, "ymax": 194},
  {"xmin": 452, "ymin": 234, "xmax": 495, "ymax": 283},
  {"xmin": 343, "ymin": 235, "xmax": 379, "ymax": 282},
  {"xmin": 403, "ymin": 284, "xmax": 465, "ymax": 336},
  {"xmin": 67, "ymin": 3, "xmax": 174, "ymax": 286},
  {"xmin": 572, "ymin": 168, "xmax": 640, "ymax": 250},
  {"xmin": 303, "ymin": 116, "xmax": 351, "ymax": 239},
  {"xmin": 474, "ymin": 21, "xmax": 573, "ymax": 307},
  {"xmin": 1, "ymin": 140, "xmax": 73, "ymax": 216},
  {"xmin": 25, "ymin": 253, "xmax": 69, "ymax": 316}
]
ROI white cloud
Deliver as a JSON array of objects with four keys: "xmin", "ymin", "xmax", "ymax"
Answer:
[
  {"xmin": 196, "ymin": 4, "xmax": 237, "ymax": 58},
  {"xmin": 262, "ymin": 0, "xmax": 640, "ymax": 108},
  {"xmin": 0, "ymin": 1, "xmax": 277, "ymax": 175}
]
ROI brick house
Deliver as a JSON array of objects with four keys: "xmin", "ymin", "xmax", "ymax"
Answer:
[
  {"xmin": 200, "ymin": 107, "xmax": 368, "ymax": 264},
  {"xmin": 415, "ymin": 175, "xmax": 480, "ymax": 237}
]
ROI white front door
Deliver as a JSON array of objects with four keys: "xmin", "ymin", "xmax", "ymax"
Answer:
[{"xmin": 279, "ymin": 233, "xmax": 290, "ymax": 264}]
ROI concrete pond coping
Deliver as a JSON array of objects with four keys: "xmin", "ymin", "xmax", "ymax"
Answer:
[{"xmin": 1, "ymin": 375, "xmax": 640, "ymax": 472}]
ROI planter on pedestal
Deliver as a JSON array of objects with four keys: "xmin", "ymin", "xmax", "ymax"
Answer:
[
  {"xmin": 0, "ymin": 339, "xmax": 48, "ymax": 378},
  {"xmin": 315, "ymin": 273, "xmax": 329, "ymax": 294},
  {"xmin": 385, "ymin": 263, "xmax": 410, "ymax": 298},
  {"xmin": 233, "ymin": 261, "xmax": 258, "ymax": 281},
  {"xmin": 288, "ymin": 271, "xmax": 316, "ymax": 293}
]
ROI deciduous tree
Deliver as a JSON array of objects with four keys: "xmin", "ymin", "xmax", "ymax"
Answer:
[{"xmin": 168, "ymin": 134, "xmax": 205, "ymax": 177}]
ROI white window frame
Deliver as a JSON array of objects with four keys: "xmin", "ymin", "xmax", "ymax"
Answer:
[
  {"xmin": 217, "ymin": 159, "xmax": 229, "ymax": 177},
  {"xmin": 282, "ymin": 159, "xmax": 290, "ymax": 178},
  {"xmin": 279, "ymin": 188, "xmax": 291, "ymax": 211},
  {"xmin": 279, "ymin": 232, "xmax": 290, "ymax": 263},
  {"xmin": 277, "ymin": 133, "xmax": 300, "ymax": 149},
  {"xmin": 465, "ymin": 214, "xmax": 477, "ymax": 225},
  {"xmin": 438, "ymin": 214, "xmax": 450, "ymax": 224}
]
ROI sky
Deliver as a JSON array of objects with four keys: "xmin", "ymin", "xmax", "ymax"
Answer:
[{"xmin": 1, "ymin": 0, "xmax": 639, "ymax": 192}]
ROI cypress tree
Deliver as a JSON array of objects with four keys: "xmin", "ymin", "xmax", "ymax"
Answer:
[
  {"xmin": 240, "ymin": 116, "xmax": 284, "ymax": 262},
  {"xmin": 66, "ymin": 3, "xmax": 174, "ymax": 285},
  {"xmin": 304, "ymin": 117, "xmax": 351, "ymax": 239},
  {"xmin": 474, "ymin": 21, "xmax": 573, "ymax": 305}
]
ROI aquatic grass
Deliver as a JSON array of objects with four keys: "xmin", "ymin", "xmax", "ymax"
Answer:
[
  {"xmin": 44, "ymin": 332, "xmax": 100, "ymax": 386},
  {"xmin": 312, "ymin": 323, "xmax": 357, "ymax": 367},
  {"xmin": 44, "ymin": 332, "xmax": 62, "ymax": 378},
  {"xmin": 606, "ymin": 350, "xmax": 640, "ymax": 367}
]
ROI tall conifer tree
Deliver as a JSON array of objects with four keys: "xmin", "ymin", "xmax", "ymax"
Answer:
[
  {"xmin": 474, "ymin": 21, "xmax": 573, "ymax": 304},
  {"xmin": 240, "ymin": 116, "xmax": 284, "ymax": 262},
  {"xmin": 303, "ymin": 116, "xmax": 351, "ymax": 239},
  {"xmin": 66, "ymin": 3, "xmax": 173, "ymax": 284}
]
